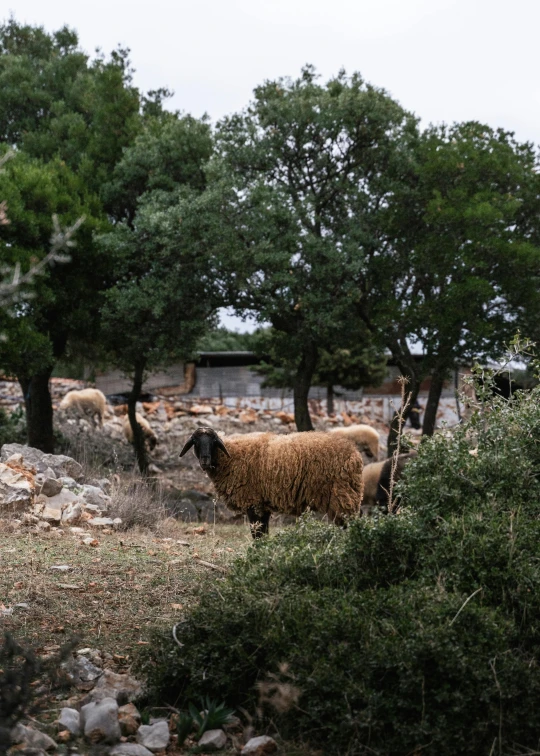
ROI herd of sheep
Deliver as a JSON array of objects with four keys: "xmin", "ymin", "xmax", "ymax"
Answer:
[{"xmin": 60, "ymin": 387, "xmax": 416, "ymax": 538}]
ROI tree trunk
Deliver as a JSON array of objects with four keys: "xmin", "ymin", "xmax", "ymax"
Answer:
[
  {"xmin": 327, "ymin": 384, "xmax": 335, "ymax": 416},
  {"xmin": 293, "ymin": 342, "xmax": 318, "ymax": 432},
  {"xmin": 422, "ymin": 369, "xmax": 446, "ymax": 436},
  {"xmin": 127, "ymin": 360, "xmax": 149, "ymax": 476},
  {"xmin": 18, "ymin": 370, "xmax": 55, "ymax": 453}
]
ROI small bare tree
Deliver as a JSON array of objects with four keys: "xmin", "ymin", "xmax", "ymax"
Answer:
[{"xmin": 388, "ymin": 376, "xmax": 412, "ymax": 514}]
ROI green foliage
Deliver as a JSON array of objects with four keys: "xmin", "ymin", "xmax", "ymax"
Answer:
[
  {"xmin": 0, "ymin": 149, "xmax": 106, "ymax": 377},
  {"xmin": 0, "ymin": 18, "xmax": 141, "ymax": 196},
  {"xmin": 0, "ymin": 406, "xmax": 26, "ymax": 447},
  {"xmin": 196, "ymin": 326, "xmax": 266, "ymax": 353},
  {"xmin": 379, "ymin": 123, "xmax": 540, "ymax": 393},
  {"xmin": 98, "ymin": 112, "xmax": 218, "ymax": 380},
  {"xmin": 99, "ymin": 190, "xmax": 217, "ymax": 377},
  {"xmin": 176, "ymin": 710, "xmax": 194, "ymax": 747},
  {"xmin": 102, "ymin": 113, "xmax": 213, "ymax": 224},
  {"xmin": 188, "ymin": 697, "xmax": 235, "ymax": 738},
  {"xmin": 139, "ymin": 377, "xmax": 540, "ymax": 754},
  {"xmin": 253, "ymin": 327, "xmax": 387, "ymax": 395},
  {"xmin": 196, "ymin": 66, "xmax": 416, "ymax": 427}
]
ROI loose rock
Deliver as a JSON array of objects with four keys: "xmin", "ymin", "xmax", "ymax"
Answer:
[
  {"xmin": 198, "ymin": 728, "xmax": 228, "ymax": 750},
  {"xmin": 136, "ymin": 720, "xmax": 170, "ymax": 752},
  {"xmin": 10, "ymin": 723, "xmax": 58, "ymax": 751},
  {"xmin": 110, "ymin": 745, "xmax": 154, "ymax": 756},
  {"xmin": 118, "ymin": 702, "xmax": 141, "ymax": 721},
  {"xmin": 62, "ymin": 501, "xmax": 83, "ymax": 525},
  {"xmin": 0, "ymin": 462, "xmax": 33, "ymax": 511},
  {"xmin": 82, "ymin": 668, "xmax": 144, "ymax": 704},
  {"xmin": 34, "ymin": 474, "xmax": 63, "ymax": 497},
  {"xmin": 1, "ymin": 444, "xmax": 83, "ymax": 480},
  {"xmin": 57, "ymin": 707, "xmax": 81, "ymax": 736},
  {"xmin": 118, "ymin": 711, "xmax": 139, "ymax": 736},
  {"xmin": 241, "ymin": 735, "xmax": 279, "ymax": 755},
  {"xmin": 88, "ymin": 516, "xmax": 116, "ymax": 529},
  {"xmin": 80, "ymin": 696, "xmax": 121, "ymax": 744},
  {"xmin": 64, "ymin": 655, "xmax": 103, "ymax": 687}
]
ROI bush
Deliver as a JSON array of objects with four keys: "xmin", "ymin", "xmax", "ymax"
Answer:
[
  {"xmin": 0, "ymin": 632, "xmax": 75, "ymax": 748},
  {"xmin": 0, "ymin": 406, "xmax": 26, "ymax": 448},
  {"xmin": 139, "ymin": 382, "xmax": 540, "ymax": 754}
]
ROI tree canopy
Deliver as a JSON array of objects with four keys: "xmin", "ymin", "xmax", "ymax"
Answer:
[
  {"xmin": 0, "ymin": 149, "xmax": 105, "ymax": 450},
  {"xmin": 197, "ymin": 65, "xmax": 417, "ymax": 429}
]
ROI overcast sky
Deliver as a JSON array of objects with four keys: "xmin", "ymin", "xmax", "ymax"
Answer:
[{"xmin": 7, "ymin": 0, "xmax": 540, "ymax": 330}]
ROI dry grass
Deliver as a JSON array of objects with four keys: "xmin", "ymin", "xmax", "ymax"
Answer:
[
  {"xmin": 0, "ymin": 521, "xmax": 250, "ymax": 661},
  {"xmin": 108, "ymin": 475, "xmax": 171, "ymax": 530}
]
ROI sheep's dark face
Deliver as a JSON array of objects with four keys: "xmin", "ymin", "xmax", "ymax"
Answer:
[{"xmin": 179, "ymin": 427, "xmax": 230, "ymax": 473}]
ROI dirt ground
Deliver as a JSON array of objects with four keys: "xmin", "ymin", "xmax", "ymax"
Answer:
[
  {"xmin": 0, "ymin": 521, "xmax": 251, "ymax": 656},
  {"xmin": 0, "ymin": 521, "xmax": 325, "ymax": 755}
]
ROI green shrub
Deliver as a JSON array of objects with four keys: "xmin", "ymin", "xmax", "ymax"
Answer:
[
  {"xmin": 139, "ymin": 381, "xmax": 540, "ymax": 754},
  {"xmin": 0, "ymin": 406, "xmax": 26, "ymax": 447}
]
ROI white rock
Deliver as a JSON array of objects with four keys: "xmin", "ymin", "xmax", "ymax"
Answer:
[
  {"xmin": 0, "ymin": 443, "xmax": 83, "ymax": 480},
  {"xmin": 80, "ymin": 696, "xmax": 121, "ymax": 744},
  {"xmin": 5, "ymin": 453, "xmax": 25, "ymax": 468},
  {"xmin": 241, "ymin": 735, "xmax": 278, "ymax": 755},
  {"xmin": 58, "ymin": 707, "xmax": 81, "ymax": 735},
  {"xmin": 110, "ymin": 745, "xmax": 154, "ymax": 756},
  {"xmin": 38, "ymin": 488, "xmax": 81, "ymax": 511},
  {"xmin": 62, "ymin": 501, "xmax": 83, "ymax": 524},
  {"xmin": 198, "ymin": 728, "xmax": 227, "ymax": 750},
  {"xmin": 35, "ymin": 504, "xmax": 62, "ymax": 523},
  {"xmin": 88, "ymin": 516, "xmax": 116, "ymax": 529},
  {"xmin": 82, "ymin": 484, "xmax": 111, "ymax": 509},
  {"xmin": 137, "ymin": 720, "xmax": 170, "ymax": 752},
  {"xmin": 0, "ymin": 462, "xmax": 33, "ymax": 511},
  {"xmin": 10, "ymin": 723, "xmax": 58, "ymax": 751}
]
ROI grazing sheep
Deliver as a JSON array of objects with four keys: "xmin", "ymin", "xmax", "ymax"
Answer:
[
  {"xmin": 122, "ymin": 413, "xmax": 158, "ymax": 451},
  {"xmin": 179, "ymin": 427, "xmax": 364, "ymax": 537},
  {"xmin": 329, "ymin": 424, "xmax": 380, "ymax": 459},
  {"xmin": 362, "ymin": 451, "xmax": 417, "ymax": 513},
  {"xmin": 59, "ymin": 388, "xmax": 107, "ymax": 427}
]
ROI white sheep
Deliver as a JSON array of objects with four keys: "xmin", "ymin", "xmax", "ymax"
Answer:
[
  {"xmin": 180, "ymin": 427, "xmax": 364, "ymax": 537},
  {"xmin": 122, "ymin": 412, "xmax": 158, "ymax": 451},
  {"xmin": 329, "ymin": 423, "xmax": 380, "ymax": 459},
  {"xmin": 59, "ymin": 388, "xmax": 108, "ymax": 427}
]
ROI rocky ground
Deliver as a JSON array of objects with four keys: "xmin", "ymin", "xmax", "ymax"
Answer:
[
  {"xmin": 0, "ymin": 445, "xmax": 282, "ymax": 754},
  {"xmin": 0, "ymin": 379, "xmax": 392, "ymax": 755},
  {"xmin": 0, "ymin": 376, "xmax": 392, "ymax": 523}
]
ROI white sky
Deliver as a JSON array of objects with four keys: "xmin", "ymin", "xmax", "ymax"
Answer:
[{"xmin": 7, "ymin": 0, "xmax": 540, "ymax": 331}]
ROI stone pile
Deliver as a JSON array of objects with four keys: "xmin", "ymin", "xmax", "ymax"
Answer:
[
  {"xmin": 7, "ymin": 646, "xmax": 278, "ymax": 755},
  {"xmin": 0, "ymin": 443, "xmax": 119, "ymax": 535}
]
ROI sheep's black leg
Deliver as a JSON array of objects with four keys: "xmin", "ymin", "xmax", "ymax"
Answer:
[{"xmin": 247, "ymin": 508, "xmax": 270, "ymax": 539}]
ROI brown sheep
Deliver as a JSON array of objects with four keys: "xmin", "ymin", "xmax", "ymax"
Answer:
[
  {"xmin": 361, "ymin": 451, "xmax": 417, "ymax": 513},
  {"xmin": 59, "ymin": 388, "xmax": 107, "ymax": 427},
  {"xmin": 122, "ymin": 413, "xmax": 158, "ymax": 451},
  {"xmin": 329, "ymin": 423, "xmax": 380, "ymax": 459},
  {"xmin": 180, "ymin": 427, "xmax": 364, "ymax": 538}
]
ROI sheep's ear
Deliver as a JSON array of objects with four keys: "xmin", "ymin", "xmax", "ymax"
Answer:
[
  {"xmin": 216, "ymin": 436, "xmax": 230, "ymax": 457},
  {"xmin": 179, "ymin": 436, "xmax": 195, "ymax": 457}
]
